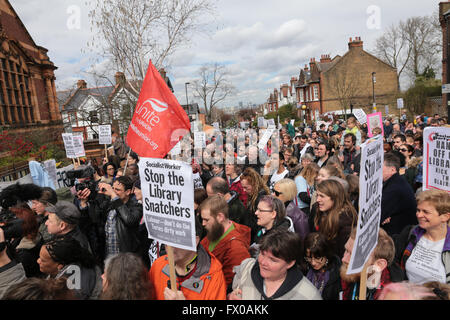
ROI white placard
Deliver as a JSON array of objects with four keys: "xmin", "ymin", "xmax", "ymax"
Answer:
[
  {"xmin": 258, "ymin": 128, "xmax": 275, "ymax": 149},
  {"xmin": 98, "ymin": 125, "xmax": 112, "ymax": 145},
  {"xmin": 353, "ymin": 109, "xmax": 367, "ymax": 125},
  {"xmin": 442, "ymin": 84, "xmax": 450, "ymax": 94},
  {"xmin": 212, "ymin": 122, "xmax": 220, "ymax": 129},
  {"xmin": 191, "ymin": 121, "xmax": 199, "ymax": 132},
  {"xmin": 267, "ymin": 118, "xmax": 276, "ymax": 128},
  {"xmin": 62, "ymin": 133, "xmax": 76, "ymax": 159},
  {"xmin": 140, "ymin": 158, "xmax": 196, "ymax": 251},
  {"xmin": 258, "ymin": 117, "xmax": 265, "ymax": 128},
  {"xmin": 194, "ymin": 132, "xmax": 206, "ymax": 149},
  {"xmin": 347, "ymin": 135, "xmax": 384, "ymax": 274},
  {"xmin": 423, "ymin": 127, "xmax": 450, "ymax": 192},
  {"xmin": 397, "ymin": 98, "xmax": 404, "ymax": 109},
  {"xmin": 316, "ymin": 121, "xmax": 331, "ymax": 131},
  {"xmin": 72, "ymin": 135, "xmax": 86, "ymax": 158},
  {"xmin": 170, "ymin": 140, "xmax": 181, "ymax": 156},
  {"xmin": 43, "ymin": 159, "xmax": 57, "ymax": 186}
]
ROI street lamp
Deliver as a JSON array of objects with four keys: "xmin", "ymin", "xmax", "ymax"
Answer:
[
  {"xmin": 372, "ymin": 72, "xmax": 376, "ymax": 112},
  {"xmin": 302, "ymin": 104, "xmax": 307, "ymax": 126},
  {"xmin": 185, "ymin": 82, "xmax": 190, "ymax": 107}
]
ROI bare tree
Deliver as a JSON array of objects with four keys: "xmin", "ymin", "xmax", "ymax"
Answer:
[
  {"xmin": 373, "ymin": 14, "xmax": 441, "ymax": 89},
  {"xmin": 373, "ymin": 23, "xmax": 412, "ymax": 91},
  {"xmin": 192, "ymin": 63, "xmax": 236, "ymax": 123},
  {"xmin": 401, "ymin": 15, "xmax": 441, "ymax": 79},
  {"xmin": 87, "ymin": 0, "xmax": 214, "ymax": 88},
  {"xmin": 327, "ymin": 67, "xmax": 363, "ymax": 120}
]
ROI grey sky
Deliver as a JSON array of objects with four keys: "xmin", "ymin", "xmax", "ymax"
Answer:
[{"xmin": 11, "ymin": 0, "xmax": 442, "ymax": 108}]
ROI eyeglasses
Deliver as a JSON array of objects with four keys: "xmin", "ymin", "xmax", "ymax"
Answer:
[
  {"xmin": 304, "ymin": 256, "xmax": 327, "ymax": 264},
  {"xmin": 256, "ymin": 207, "xmax": 273, "ymax": 213},
  {"xmin": 399, "ymin": 148, "xmax": 408, "ymax": 152},
  {"xmin": 273, "ymin": 190, "xmax": 283, "ymax": 196}
]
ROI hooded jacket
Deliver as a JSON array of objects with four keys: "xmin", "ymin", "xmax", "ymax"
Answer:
[
  {"xmin": 201, "ymin": 221, "xmax": 251, "ymax": 288},
  {"xmin": 149, "ymin": 244, "xmax": 227, "ymax": 300},
  {"xmin": 394, "ymin": 224, "xmax": 450, "ymax": 284},
  {"xmin": 232, "ymin": 258, "xmax": 322, "ymax": 300}
]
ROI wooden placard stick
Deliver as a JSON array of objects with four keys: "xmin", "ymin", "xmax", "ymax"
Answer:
[
  {"xmin": 166, "ymin": 245, "xmax": 178, "ymax": 292},
  {"xmin": 104, "ymin": 144, "xmax": 108, "ymax": 159},
  {"xmin": 359, "ymin": 263, "xmax": 368, "ymax": 300}
]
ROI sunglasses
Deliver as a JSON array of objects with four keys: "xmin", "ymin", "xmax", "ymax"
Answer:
[
  {"xmin": 273, "ymin": 190, "xmax": 283, "ymax": 196},
  {"xmin": 399, "ymin": 148, "xmax": 408, "ymax": 152}
]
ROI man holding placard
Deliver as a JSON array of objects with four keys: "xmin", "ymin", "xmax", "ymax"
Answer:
[
  {"xmin": 343, "ymin": 135, "xmax": 404, "ymax": 299},
  {"xmin": 340, "ymin": 228, "xmax": 403, "ymax": 300},
  {"xmin": 149, "ymin": 216, "xmax": 227, "ymax": 300},
  {"xmin": 141, "ymin": 157, "xmax": 226, "ymax": 300}
]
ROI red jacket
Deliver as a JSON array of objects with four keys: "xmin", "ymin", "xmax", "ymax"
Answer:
[
  {"xmin": 201, "ymin": 221, "xmax": 251, "ymax": 287},
  {"xmin": 149, "ymin": 245, "xmax": 226, "ymax": 300}
]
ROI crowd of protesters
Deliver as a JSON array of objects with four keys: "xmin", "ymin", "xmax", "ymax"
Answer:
[{"xmin": 0, "ymin": 114, "xmax": 449, "ymax": 301}]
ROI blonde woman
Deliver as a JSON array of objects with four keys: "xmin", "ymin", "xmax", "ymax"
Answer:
[{"xmin": 294, "ymin": 163, "xmax": 320, "ymax": 215}]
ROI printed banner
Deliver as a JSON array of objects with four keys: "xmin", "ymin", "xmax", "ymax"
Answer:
[
  {"xmin": 62, "ymin": 133, "xmax": 76, "ymax": 159},
  {"xmin": 347, "ymin": 135, "xmax": 384, "ymax": 274},
  {"xmin": 72, "ymin": 134, "xmax": 86, "ymax": 158},
  {"xmin": 140, "ymin": 158, "xmax": 196, "ymax": 251},
  {"xmin": 423, "ymin": 127, "xmax": 450, "ymax": 192},
  {"xmin": 98, "ymin": 124, "xmax": 112, "ymax": 145}
]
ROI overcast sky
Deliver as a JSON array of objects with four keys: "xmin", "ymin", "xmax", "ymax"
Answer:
[{"xmin": 11, "ymin": 0, "xmax": 442, "ymax": 108}]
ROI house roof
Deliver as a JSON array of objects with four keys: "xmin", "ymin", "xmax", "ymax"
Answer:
[{"xmin": 57, "ymin": 86, "xmax": 117, "ymax": 112}]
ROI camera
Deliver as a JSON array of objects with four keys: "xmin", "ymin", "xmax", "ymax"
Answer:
[
  {"xmin": 66, "ymin": 166, "xmax": 96, "ymax": 183},
  {"xmin": 0, "ymin": 209, "xmax": 24, "ymax": 240},
  {"xmin": 66, "ymin": 166, "xmax": 98, "ymax": 200}
]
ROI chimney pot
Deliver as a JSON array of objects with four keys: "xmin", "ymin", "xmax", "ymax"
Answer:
[
  {"xmin": 77, "ymin": 80, "xmax": 87, "ymax": 89},
  {"xmin": 115, "ymin": 72, "xmax": 126, "ymax": 86}
]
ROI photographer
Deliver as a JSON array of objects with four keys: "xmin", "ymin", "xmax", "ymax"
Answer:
[
  {"xmin": 0, "ymin": 227, "xmax": 26, "ymax": 299},
  {"xmin": 68, "ymin": 165, "xmax": 104, "ymax": 265},
  {"xmin": 96, "ymin": 176, "xmax": 142, "ymax": 261}
]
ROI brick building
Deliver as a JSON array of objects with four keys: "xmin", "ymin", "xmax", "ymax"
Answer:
[
  {"xmin": 0, "ymin": 0, "xmax": 62, "ymax": 142},
  {"xmin": 440, "ymin": 1, "xmax": 450, "ymax": 120},
  {"xmin": 266, "ymin": 78, "xmax": 297, "ymax": 113},
  {"xmin": 295, "ymin": 37, "xmax": 399, "ymax": 122}
]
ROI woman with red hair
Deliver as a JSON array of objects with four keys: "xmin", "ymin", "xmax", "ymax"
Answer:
[{"xmin": 8, "ymin": 204, "xmax": 42, "ymax": 277}]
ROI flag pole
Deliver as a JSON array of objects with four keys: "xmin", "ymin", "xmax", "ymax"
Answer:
[{"xmin": 123, "ymin": 147, "xmax": 132, "ymax": 173}]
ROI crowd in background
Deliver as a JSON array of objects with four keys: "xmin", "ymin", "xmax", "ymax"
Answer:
[{"xmin": 0, "ymin": 113, "xmax": 449, "ymax": 301}]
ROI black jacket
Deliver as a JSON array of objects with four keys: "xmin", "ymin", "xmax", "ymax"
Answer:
[
  {"xmin": 94, "ymin": 195, "xmax": 143, "ymax": 255},
  {"xmin": 303, "ymin": 255, "xmax": 342, "ymax": 300},
  {"xmin": 381, "ymin": 173, "xmax": 417, "ymax": 236},
  {"xmin": 227, "ymin": 191, "xmax": 251, "ymax": 229}
]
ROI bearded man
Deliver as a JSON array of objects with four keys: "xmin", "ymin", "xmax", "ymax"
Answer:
[
  {"xmin": 340, "ymin": 228, "xmax": 404, "ymax": 300},
  {"xmin": 199, "ymin": 195, "xmax": 251, "ymax": 292}
]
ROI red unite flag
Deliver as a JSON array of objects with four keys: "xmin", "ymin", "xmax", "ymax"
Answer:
[{"xmin": 126, "ymin": 60, "xmax": 190, "ymax": 158}]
